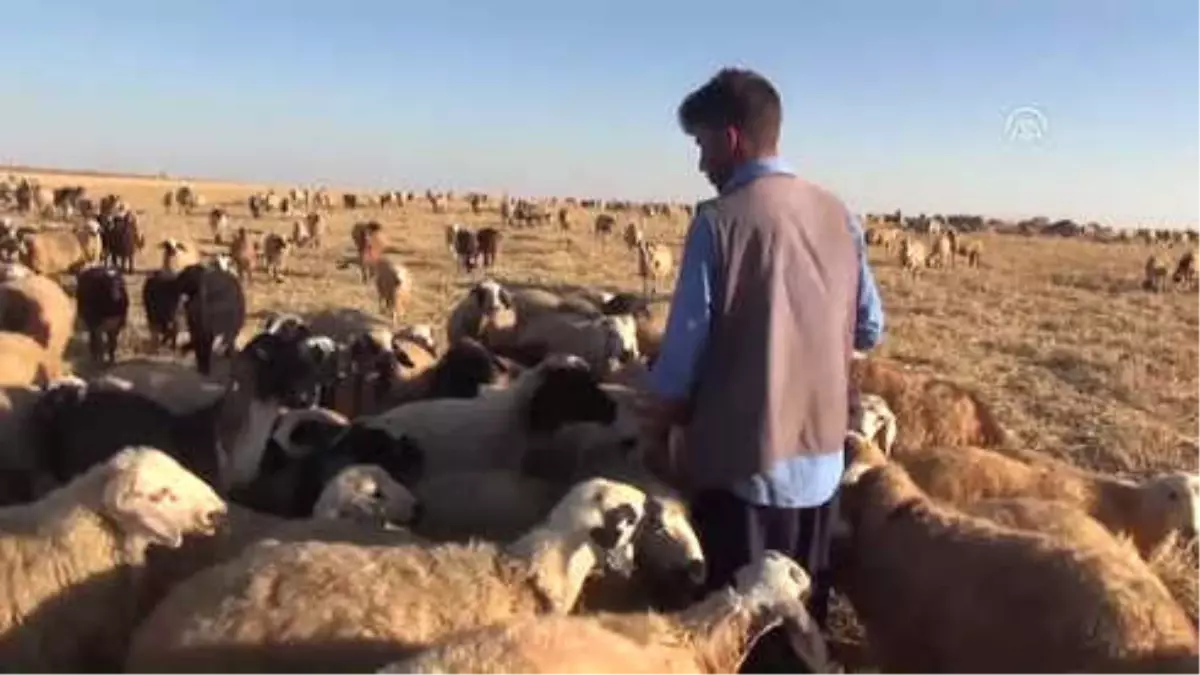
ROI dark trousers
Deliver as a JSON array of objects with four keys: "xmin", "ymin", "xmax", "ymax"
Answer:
[{"xmin": 689, "ymin": 488, "xmax": 838, "ymax": 673}]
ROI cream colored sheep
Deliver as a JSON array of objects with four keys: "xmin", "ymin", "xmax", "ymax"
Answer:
[
  {"xmin": 833, "ymin": 433, "xmax": 1199, "ymax": 673},
  {"xmin": 623, "ymin": 222, "xmax": 644, "ymax": 251},
  {"xmin": 0, "ymin": 330, "xmax": 62, "ymax": 387},
  {"xmin": 964, "ymin": 497, "xmax": 1143, "ymax": 559},
  {"xmin": 895, "ymin": 442, "xmax": 1198, "ymax": 559},
  {"xmin": 379, "ymin": 550, "xmax": 831, "ymax": 674},
  {"xmin": 899, "ymin": 237, "xmax": 927, "ymax": 274},
  {"xmin": 374, "ymin": 257, "xmax": 412, "ymax": 325},
  {"xmin": 91, "ymin": 358, "xmax": 227, "ymax": 415},
  {"xmin": 124, "ymin": 477, "xmax": 650, "ymax": 673},
  {"xmin": 446, "ymin": 279, "xmax": 518, "ymax": 348},
  {"xmin": 359, "ymin": 354, "xmax": 616, "ymax": 479},
  {"xmin": 17, "ymin": 228, "xmax": 88, "ymax": 276},
  {"xmin": 511, "ymin": 311, "xmax": 640, "ymax": 375},
  {"xmin": 392, "ymin": 323, "xmax": 438, "ymax": 381},
  {"xmin": 0, "ymin": 446, "xmax": 227, "ymax": 672},
  {"xmin": 637, "ymin": 241, "xmax": 673, "ymax": 298},
  {"xmin": 161, "ymin": 238, "xmax": 201, "ymax": 275},
  {"xmin": 262, "ymin": 233, "xmax": 290, "ymax": 282}
]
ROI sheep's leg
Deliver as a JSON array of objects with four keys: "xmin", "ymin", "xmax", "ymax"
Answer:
[{"xmin": 87, "ymin": 328, "xmax": 103, "ymax": 362}]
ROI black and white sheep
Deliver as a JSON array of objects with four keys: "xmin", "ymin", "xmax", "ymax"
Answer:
[{"xmin": 175, "ymin": 262, "xmax": 247, "ymax": 375}]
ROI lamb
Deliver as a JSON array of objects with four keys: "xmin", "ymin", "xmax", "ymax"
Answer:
[
  {"xmin": 142, "ymin": 269, "xmax": 183, "ymax": 351},
  {"xmin": 124, "ymin": 477, "xmax": 651, "ymax": 673},
  {"xmin": 259, "ymin": 232, "xmax": 289, "ymax": 282},
  {"xmin": 833, "ymin": 433, "xmax": 1199, "ymax": 673},
  {"xmin": 75, "ymin": 265, "xmax": 129, "ymax": 364},
  {"xmin": 899, "ymin": 237, "xmax": 927, "ymax": 274},
  {"xmin": 373, "ymin": 257, "xmax": 413, "ymax": 325},
  {"xmin": 209, "ymin": 207, "xmax": 230, "ymax": 244},
  {"xmin": 1145, "ymin": 253, "xmax": 1170, "ymax": 292},
  {"xmin": 304, "ymin": 211, "xmax": 326, "ymax": 248},
  {"xmin": 454, "ymin": 227, "xmax": 480, "ymax": 273},
  {"xmin": 0, "ymin": 269, "xmax": 76, "ymax": 361},
  {"xmin": 510, "ymin": 310, "xmax": 640, "ymax": 374},
  {"xmin": 623, "ymin": 222, "xmax": 644, "ymax": 251},
  {"xmin": 446, "ymin": 279, "xmax": 518, "ymax": 348},
  {"xmin": 350, "ymin": 220, "xmax": 386, "ymax": 283},
  {"xmin": 850, "ymin": 356, "xmax": 1011, "ymax": 455},
  {"xmin": 356, "ymin": 354, "xmax": 616, "ymax": 479},
  {"xmin": 229, "ymin": 228, "xmax": 257, "ymax": 282},
  {"xmin": 380, "ymin": 550, "xmax": 830, "ymax": 674},
  {"xmin": 476, "ymin": 226, "xmax": 501, "ymax": 269},
  {"xmin": 0, "ymin": 330, "xmax": 62, "ymax": 387},
  {"xmin": 927, "ymin": 231, "xmax": 955, "ymax": 268},
  {"xmin": 637, "ymin": 240, "xmax": 674, "ymax": 298},
  {"xmin": 959, "ymin": 238, "xmax": 983, "ymax": 268},
  {"xmin": 0, "ymin": 446, "xmax": 226, "ymax": 672},
  {"xmin": 102, "ymin": 211, "xmax": 143, "ymax": 273},
  {"xmin": 1173, "ymin": 248, "xmax": 1197, "ymax": 289},
  {"xmin": 892, "ymin": 441, "xmax": 1198, "ymax": 559}
]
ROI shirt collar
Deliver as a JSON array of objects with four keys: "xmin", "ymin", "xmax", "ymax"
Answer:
[{"xmin": 721, "ymin": 156, "xmax": 795, "ymax": 195}]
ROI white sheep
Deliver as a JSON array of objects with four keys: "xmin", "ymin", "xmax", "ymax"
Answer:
[
  {"xmin": 358, "ymin": 354, "xmax": 617, "ymax": 479},
  {"xmin": 379, "ymin": 550, "xmax": 831, "ymax": 674},
  {"xmin": 124, "ymin": 476, "xmax": 650, "ymax": 673},
  {"xmin": 850, "ymin": 392, "xmax": 897, "ymax": 455},
  {"xmin": 511, "ymin": 311, "xmax": 640, "ymax": 375},
  {"xmin": 833, "ymin": 433, "xmax": 1198, "ymax": 673},
  {"xmin": 0, "ymin": 446, "xmax": 227, "ymax": 672}
]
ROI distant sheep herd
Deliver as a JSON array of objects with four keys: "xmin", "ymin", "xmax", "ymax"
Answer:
[{"xmin": 0, "ymin": 171, "xmax": 1194, "ymax": 673}]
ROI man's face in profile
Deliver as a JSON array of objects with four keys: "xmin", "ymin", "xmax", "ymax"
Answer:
[{"xmin": 690, "ymin": 125, "xmax": 737, "ymax": 191}]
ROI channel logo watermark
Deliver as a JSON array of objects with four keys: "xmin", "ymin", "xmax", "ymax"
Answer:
[{"xmin": 1004, "ymin": 105, "xmax": 1049, "ymax": 145}]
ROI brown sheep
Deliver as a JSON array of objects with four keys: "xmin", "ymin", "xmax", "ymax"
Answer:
[
  {"xmin": 623, "ymin": 223, "xmax": 644, "ymax": 252},
  {"xmin": 557, "ymin": 207, "xmax": 571, "ymax": 231},
  {"xmin": 594, "ymin": 213, "xmax": 616, "ymax": 240},
  {"xmin": 891, "ymin": 442, "xmax": 1198, "ymax": 559},
  {"xmin": 446, "ymin": 280, "xmax": 519, "ymax": 349},
  {"xmin": 373, "ymin": 258, "xmax": 413, "ymax": 325},
  {"xmin": 898, "ymin": 237, "xmax": 927, "ymax": 275},
  {"xmin": 0, "ymin": 330, "xmax": 62, "ymax": 387},
  {"xmin": 476, "ymin": 227, "xmax": 501, "ymax": 270},
  {"xmin": 637, "ymin": 241, "xmax": 674, "ymax": 299},
  {"xmin": 0, "ymin": 273, "xmax": 76, "ymax": 363},
  {"xmin": 834, "ymin": 434, "xmax": 1200, "ymax": 673},
  {"xmin": 850, "ymin": 356, "xmax": 1011, "ymax": 455},
  {"xmin": 289, "ymin": 220, "xmax": 309, "ymax": 248},
  {"xmin": 1144, "ymin": 254, "xmax": 1170, "ymax": 292},
  {"xmin": 304, "ymin": 212, "xmax": 325, "ymax": 248},
  {"xmin": 229, "ymin": 228, "xmax": 257, "ymax": 283},
  {"xmin": 261, "ymin": 233, "xmax": 289, "ymax": 282},
  {"xmin": 349, "ymin": 221, "xmax": 386, "ymax": 283},
  {"xmin": 959, "ymin": 238, "xmax": 983, "ymax": 268},
  {"xmin": 18, "ymin": 229, "xmax": 88, "ymax": 277},
  {"xmin": 1172, "ymin": 248, "xmax": 1197, "ymax": 290},
  {"xmin": 208, "ymin": 208, "xmax": 230, "ymax": 245}
]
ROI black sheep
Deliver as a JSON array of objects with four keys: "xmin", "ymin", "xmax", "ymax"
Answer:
[
  {"xmin": 176, "ymin": 263, "xmax": 246, "ymax": 375},
  {"xmin": 75, "ymin": 266, "xmax": 129, "ymax": 364}
]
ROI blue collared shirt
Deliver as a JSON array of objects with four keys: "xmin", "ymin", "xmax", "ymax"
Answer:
[{"xmin": 648, "ymin": 157, "xmax": 886, "ymax": 508}]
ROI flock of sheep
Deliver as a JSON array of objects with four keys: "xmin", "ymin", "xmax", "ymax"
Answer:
[{"xmin": 0, "ymin": 172, "xmax": 1195, "ymax": 673}]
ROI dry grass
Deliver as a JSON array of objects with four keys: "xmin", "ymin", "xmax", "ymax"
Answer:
[{"xmin": 10, "ymin": 168, "xmax": 1198, "ymax": 669}]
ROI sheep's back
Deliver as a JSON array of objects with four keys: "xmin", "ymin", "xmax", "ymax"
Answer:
[
  {"xmin": 126, "ymin": 539, "xmax": 544, "ymax": 673},
  {"xmin": 841, "ymin": 500, "xmax": 1197, "ymax": 673}
]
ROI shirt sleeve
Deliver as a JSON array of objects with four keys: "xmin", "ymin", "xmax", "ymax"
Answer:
[
  {"xmin": 847, "ymin": 213, "xmax": 886, "ymax": 351},
  {"xmin": 647, "ymin": 209, "xmax": 719, "ymax": 400}
]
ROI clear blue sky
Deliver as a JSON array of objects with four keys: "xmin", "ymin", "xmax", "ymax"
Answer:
[{"xmin": 1, "ymin": 0, "xmax": 1195, "ymax": 226}]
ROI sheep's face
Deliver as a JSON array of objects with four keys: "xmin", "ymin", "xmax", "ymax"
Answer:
[
  {"xmin": 240, "ymin": 331, "xmax": 334, "ymax": 408},
  {"xmin": 635, "ymin": 496, "xmax": 707, "ymax": 592},
  {"xmin": 313, "ymin": 464, "xmax": 421, "ymax": 527},
  {"xmin": 100, "ymin": 446, "xmax": 227, "ymax": 549},
  {"xmin": 600, "ymin": 314, "xmax": 640, "ymax": 364},
  {"xmin": 471, "ymin": 280, "xmax": 511, "ymax": 315},
  {"xmin": 850, "ymin": 394, "xmax": 896, "ymax": 456},
  {"xmin": 526, "ymin": 356, "xmax": 618, "ymax": 433},
  {"xmin": 551, "ymin": 477, "xmax": 647, "ymax": 576},
  {"xmin": 1142, "ymin": 471, "xmax": 1200, "ymax": 538}
]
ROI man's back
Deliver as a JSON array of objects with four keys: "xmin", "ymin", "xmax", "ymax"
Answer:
[{"xmin": 685, "ymin": 173, "xmax": 859, "ymax": 490}]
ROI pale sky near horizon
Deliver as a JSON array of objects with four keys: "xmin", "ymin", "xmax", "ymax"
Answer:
[{"xmin": 0, "ymin": 1, "xmax": 1196, "ymax": 226}]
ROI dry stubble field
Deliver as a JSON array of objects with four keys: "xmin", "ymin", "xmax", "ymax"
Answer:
[{"xmin": 14, "ymin": 168, "xmax": 1200, "ymax": 667}]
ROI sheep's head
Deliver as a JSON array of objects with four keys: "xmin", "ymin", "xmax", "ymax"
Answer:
[
  {"xmin": 600, "ymin": 314, "xmax": 640, "ymax": 366},
  {"xmin": 731, "ymin": 551, "xmax": 830, "ymax": 673},
  {"xmin": 470, "ymin": 279, "xmax": 513, "ymax": 315},
  {"xmin": 850, "ymin": 393, "xmax": 897, "ymax": 456},
  {"xmin": 546, "ymin": 476, "xmax": 648, "ymax": 576},
  {"xmin": 1139, "ymin": 471, "xmax": 1200, "ymax": 541},
  {"xmin": 238, "ymin": 331, "xmax": 332, "ymax": 408},
  {"xmin": 100, "ymin": 446, "xmax": 227, "ymax": 549},
  {"xmin": 312, "ymin": 464, "xmax": 421, "ymax": 528},
  {"xmin": 635, "ymin": 494, "xmax": 707, "ymax": 598},
  {"xmin": 526, "ymin": 354, "xmax": 617, "ymax": 433}
]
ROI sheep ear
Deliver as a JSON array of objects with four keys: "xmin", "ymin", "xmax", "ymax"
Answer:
[{"xmin": 101, "ymin": 468, "xmax": 184, "ymax": 548}]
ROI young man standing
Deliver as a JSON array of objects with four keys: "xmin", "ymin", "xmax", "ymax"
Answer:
[{"xmin": 637, "ymin": 67, "xmax": 885, "ymax": 668}]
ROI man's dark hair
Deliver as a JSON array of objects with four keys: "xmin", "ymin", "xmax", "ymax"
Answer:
[{"xmin": 677, "ymin": 67, "xmax": 782, "ymax": 149}]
